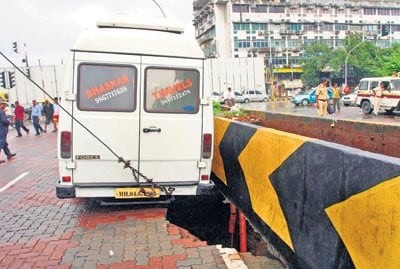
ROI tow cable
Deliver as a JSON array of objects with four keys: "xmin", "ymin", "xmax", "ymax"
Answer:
[{"xmin": 0, "ymin": 51, "xmax": 175, "ymax": 197}]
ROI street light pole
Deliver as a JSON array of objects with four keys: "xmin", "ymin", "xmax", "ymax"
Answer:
[{"xmin": 344, "ymin": 38, "xmax": 366, "ymax": 87}]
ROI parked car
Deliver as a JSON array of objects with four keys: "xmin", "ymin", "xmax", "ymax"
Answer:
[
  {"xmin": 242, "ymin": 90, "xmax": 269, "ymax": 103},
  {"xmin": 291, "ymin": 88, "xmax": 333, "ymax": 106},
  {"xmin": 233, "ymin": 91, "xmax": 245, "ymax": 103},
  {"xmin": 212, "ymin": 91, "xmax": 223, "ymax": 104},
  {"xmin": 340, "ymin": 88, "xmax": 359, "ymax": 107}
]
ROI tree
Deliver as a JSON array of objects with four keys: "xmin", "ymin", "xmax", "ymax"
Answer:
[
  {"xmin": 376, "ymin": 43, "xmax": 400, "ymax": 76},
  {"xmin": 300, "ymin": 33, "xmax": 387, "ymax": 88},
  {"xmin": 300, "ymin": 42, "xmax": 332, "ymax": 88}
]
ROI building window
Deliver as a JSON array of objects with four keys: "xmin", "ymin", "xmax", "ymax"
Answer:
[
  {"xmin": 235, "ymin": 41, "xmax": 251, "ymax": 49},
  {"xmin": 363, "ymin": 8, "xmax": 376, "ymax": 15},
  {"xmin": 322, "ymin": 24, "xmax": 333, "ymax": 31},
  {"xmin": 269, "ymin": 6, "xmax": 285, "ymax": 13},
  {"xmin": 232, "ymin": 4, "xmax": 249, "ymax": 13},
  {"xmin": 253, "ymin": 5, "xmax": 268, "ymax": 13},
  {"xmin": 252, "ymin": 23, "xmax": 267, "ymax": 30},
  {"xmin": 378, "ymin": 8, "xmax": 390, "ymax": 16},
  {"xmin": 364, "ymin": 24, "xmax": 378, "ymax": 32},
  {"xmin": 288, "ymin": 40, "xmax": 300, "ymax": 48},
  {"xmin": 392, "ymin": 9, "xmax": 400, "ymax": 16},
  {"xmin": 303, "ymin": 24, "xmax": 317, "ymax": 31},
  {"xmin": 349, "ymin": 25, "xmax": 362, "ymax": 31},
  {"xmin": 289, "ymin": 23, "xmax": 302, "ymax": 31},
  {"xmin": 234, "ymin": 23, "xmax": 250, "ymax": 31},
  {"xmin": 335, "ymin": 24, "xmax": 349, "ymax": 31},
  {"xmin": 392, "ymin": 25, "xmax": 400, "ymax": 31}
]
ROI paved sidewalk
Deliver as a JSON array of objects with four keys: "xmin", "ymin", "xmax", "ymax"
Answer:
[{"xmin": 0, "ymin": 122, "xmax": 282, "ymax": 269}]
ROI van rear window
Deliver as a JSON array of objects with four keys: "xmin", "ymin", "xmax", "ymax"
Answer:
[
  {"xmin": 144, "ymin": 67, "xmax": 199, "ymax": 113},
  {"xmin": 77, "ymin": 64, "xmax": 136, "ymax": 111}
]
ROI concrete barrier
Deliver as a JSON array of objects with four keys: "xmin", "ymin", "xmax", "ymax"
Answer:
[{"xmin": 212, "ymin": 117, "xmax": 400, "ymax": 269}]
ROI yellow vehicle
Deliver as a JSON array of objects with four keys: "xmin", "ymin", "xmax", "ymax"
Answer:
[{"xmin": 0, "ymin": 91, "xmax": 8, "ymax": 102}]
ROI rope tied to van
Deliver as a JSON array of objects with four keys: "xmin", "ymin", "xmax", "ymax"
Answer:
[{"xmin": 118, "ymin": 157, "xmax": 175, "ymax": 196}]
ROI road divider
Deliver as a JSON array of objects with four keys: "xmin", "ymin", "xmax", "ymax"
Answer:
[{"xmin": 212, "ymin": 117, "xmax": 400, "ymax": 269}]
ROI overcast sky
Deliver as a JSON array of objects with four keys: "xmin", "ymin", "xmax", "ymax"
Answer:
[{"xmin": 0, "ymin": 0, "xmax": 194, "ymax": 67}]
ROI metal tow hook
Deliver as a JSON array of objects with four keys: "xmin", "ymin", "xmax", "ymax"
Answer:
[
  {"xmin": 143, "ymin": 126, "xmax": 161, "ymax": 133},
  {"xmin": 162, "ymin": 187, "xmax": 175, "ymax": 195},
  {"xmin": 139, "ymin": 186, "xmax": 157, "ymax": 198}
]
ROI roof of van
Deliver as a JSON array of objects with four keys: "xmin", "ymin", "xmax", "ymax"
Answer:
[
  {"xmin": 360, "ymin": 77, "xmax": 400, "ymax": 80},
  {"xmin": 71, "ymin": 16, "xmax": 205, "ymax": 59}
]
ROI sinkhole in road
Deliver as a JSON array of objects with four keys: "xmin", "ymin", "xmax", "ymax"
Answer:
[{"xmin": 166, "ymin": 192, "xmax": 282, "ymax": 261}]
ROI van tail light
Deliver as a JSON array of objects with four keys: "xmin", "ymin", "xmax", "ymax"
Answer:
[
  {"xmin": 201, "ymin": 174, "xmax": 209, "ymax": 181},
  {"xmin": 202, "ymin": 133, "xmax": 212, "ymax": 159},
  {"xmin": 60, "ymin": 131, "xmax": 72, "ymax": 158},
  {"xmin": 62, "ymin": 176, "xmax": 71, "ymax": 183}
]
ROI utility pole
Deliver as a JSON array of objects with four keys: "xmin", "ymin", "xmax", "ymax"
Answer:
[
  {"xmin": 344, "ymin": 38, "xmax": 366, "ymax": 87},
  {"xmin": 23, "ymin": 43, "xmax": 30, "ymax": 78}
]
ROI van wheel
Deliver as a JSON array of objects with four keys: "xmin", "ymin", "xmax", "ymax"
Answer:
[
  {"xmin": 244, "ymin": 99, "xmax": 250, "ymax": 103},
  {"xmin": 263, "ymin": 97, "xmax": 268, "ymax": 102},
  {"xmin": 361, "ymin": 100, "xmax": 373, "ymax": 114}
]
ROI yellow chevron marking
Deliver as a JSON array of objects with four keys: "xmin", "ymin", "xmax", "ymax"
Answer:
[
  {"xmin": 238, "ymin": 128, "xmax": 310, "ymax": 250},
  {"xmin": 212, "ymin": 117, "xmax": 231, "ymax": 185},
  {"xmin": 325, "ymin": 176, "xmax": 400, "ymax": 269}
]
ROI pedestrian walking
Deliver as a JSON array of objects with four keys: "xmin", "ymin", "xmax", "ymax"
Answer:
[
  {"xmin": 332, "ymin": 83, "xmax": 341, "ymax": 112},
  {"xmin": 315, "ymin": 78, "xmax": 329, "ymax": 117},
  {"xmin": 42, "ymin": 100, "xmax": 54, "ymax": 133},
  {"xmin": 0, "ymin": 103, "xmax": 16, "ymax": 163},
  {"xmin": 52, "ymin": 97, "xmax": 60, "ymax": 132},
  {"xmin": 13, "ymin": 101, "xmax": 30, "ymax": 137},
  {"xmin": 31, "ymin": 100, "xmax": 44, "ymax": 135}
]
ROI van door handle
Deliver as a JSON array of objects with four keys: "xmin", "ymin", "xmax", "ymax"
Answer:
[{"xmin": 143, "ymin": 127, "xmax": 161, "ymax": 133}]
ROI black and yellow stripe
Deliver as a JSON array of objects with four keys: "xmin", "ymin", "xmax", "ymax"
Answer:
[{"xmin": 212, "ymin": 117, "xmax": 400, "ymax": 269}]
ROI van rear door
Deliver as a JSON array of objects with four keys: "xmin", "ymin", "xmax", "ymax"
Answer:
[
  {"xmin": 139, "ymin": 57, "xmax": 204, "ymax": 189},
  {"xmin": 72, "ymin": 53, "xmax": 141, "ymax": 185}
]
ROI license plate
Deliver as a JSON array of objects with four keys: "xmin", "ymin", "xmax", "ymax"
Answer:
[{"xmin": 115, "ymin": 187, "xmax": 160, "ymax": 199}]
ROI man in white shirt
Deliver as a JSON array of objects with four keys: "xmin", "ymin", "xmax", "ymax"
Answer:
[
  {"xmin": 31, "ymin": 100, "xmax": 44, "ymax": 135},
  {"xmin": 222, "ymin": 87, "xmax": 235, "ymax": 107},
  {"xmin": 372, "ymin": 82, "xmax": 385, "ymax": 116}
]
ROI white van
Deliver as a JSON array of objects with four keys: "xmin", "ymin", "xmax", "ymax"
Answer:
[
  {"xmin": 356, "ymin": 76, "xmax": 400, "ymax": 114},
  {"xmin": 56, "ymin": 16, "xmax": 214, "ymax": 201}
]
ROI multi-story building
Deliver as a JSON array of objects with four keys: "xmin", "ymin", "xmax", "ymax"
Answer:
[{"xmin": 193, "ymin": 0, "xmax": 400, "ymax": 94}]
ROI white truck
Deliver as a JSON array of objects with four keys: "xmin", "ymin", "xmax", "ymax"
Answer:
[
  {"xmin": 356, "ymin": 76, "xmax": 400, "ymax": 114},
  {"xmin": 56, "ymin": 16, "xmax": 214, "ymax": 202}
]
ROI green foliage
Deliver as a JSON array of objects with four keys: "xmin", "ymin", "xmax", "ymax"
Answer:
[
  {"xmin": 212, "ymin": 100, "xmax": 248, "ymax": 117},
  {"xmin": 300, "ymin": 33, "xmax": 400, "ymax": 86},
  {"xmin": 300, "ymin": 43, "xmax": 332, "ymax": 88},
  {"xmin": 377, "ymin": 43, "xmax": 400, "ymax": 76}
]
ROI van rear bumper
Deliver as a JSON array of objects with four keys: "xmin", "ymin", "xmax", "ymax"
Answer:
[
  {"xmin": 196, "ymin": 183, "xmax": 216, "ymax": 195},
  {"xmin": 56, "ymin": 182, "xmax": 215, "ymax": 198},
  {"xmin": 56, "ymin": 185, "xmax": 76, "ymax": 199}
]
